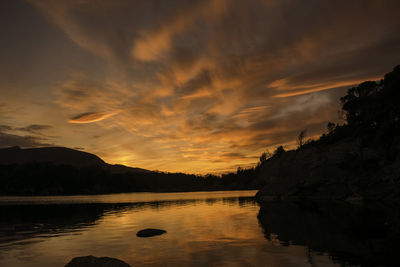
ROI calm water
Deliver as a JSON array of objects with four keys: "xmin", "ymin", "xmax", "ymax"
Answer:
[{"xmin": 0, "ymin": 191, "xmax": 398, "ymax": 267}]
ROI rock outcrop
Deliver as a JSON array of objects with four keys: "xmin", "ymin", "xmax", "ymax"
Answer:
[
  {"xmin": 256, "ymin": 137, "xmax": 400, "ymax": 201},
  {"xmin": 64, "ymin": 255, "xmax": 130, "ymax": 267}
]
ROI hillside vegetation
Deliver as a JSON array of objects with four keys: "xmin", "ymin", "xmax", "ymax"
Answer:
[
  {"xmin": 256, "ymin": 65, "xmax": 400, "ymax": 201},
  {"xmin": 0, "ymin": 146, "xmax": 258, "ymax": 195}
]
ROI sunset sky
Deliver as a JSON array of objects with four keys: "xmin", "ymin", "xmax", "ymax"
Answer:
[{"xmin": 1, "ymin": 0, "xmax": 400, "ymax": 174}]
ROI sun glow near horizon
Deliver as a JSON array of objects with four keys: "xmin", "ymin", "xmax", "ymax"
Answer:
[{"xmin": 1, "ymin": 0, "xmax": 400, "ymax": 174}]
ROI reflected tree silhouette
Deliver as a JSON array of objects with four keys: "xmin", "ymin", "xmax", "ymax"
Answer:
[{"xmin": 257, "ymin": 201, "xmax": 400, "ymax": 266}]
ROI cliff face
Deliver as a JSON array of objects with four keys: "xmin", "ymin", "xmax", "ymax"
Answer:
[{"xmin": 256, "ymin": 137, "xmax": 400, "ymax": 201}]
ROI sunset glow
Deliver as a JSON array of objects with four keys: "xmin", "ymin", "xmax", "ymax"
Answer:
[{"xmin": 1, "ymin": 0, "xmax": 400, "ymax": 174}]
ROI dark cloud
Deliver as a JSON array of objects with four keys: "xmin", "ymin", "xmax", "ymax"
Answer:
[
  {"xmin": 0, "ymin": 125, "xmax": 13, "ymax": 132},
  {"xmin": 0, "ymin": 123, "xmax": 54, "ymax": 148},
  {"xmin": 220, "ymin": 152, "xmax": 247, "ymax": 159},
  {"xmin": 0, "ymin": 124, "xmax": 52, "ymax": 134},
  {"xmin": 17, "ymin": 124, "xmax": 52, "ymax": 134},
  {"xmin": 0, "ymin": 131, "xmax": 50, "ymax": 148},
  {"xmin": 178, "ymin": 70, "xmax": 212, "ymax": 97}
]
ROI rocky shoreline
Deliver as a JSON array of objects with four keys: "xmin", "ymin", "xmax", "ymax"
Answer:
[{"xmin": 255, "ymin": 136, "xmax": 400, "ymax": 202}]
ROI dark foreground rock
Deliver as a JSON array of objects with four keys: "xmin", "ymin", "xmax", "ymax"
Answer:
[
  {"xmin": 136, "ymin": 228, "xmax": 166, "ymax": 237},
  {"xmin": 64, "ymin": 255, "xmax": 130, "ymax": 267}
]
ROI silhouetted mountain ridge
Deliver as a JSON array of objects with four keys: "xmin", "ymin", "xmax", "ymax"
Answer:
[
  {"xmin": 0, "ymin": 146, "xmax": 258, "ymax": 195},
  {"xmin": 0, "ymin": 146, "xmax": 149, "ymax": 173},
  {"xmin": 0, "ymin": 146, "xmax": 105, "ymax": 167}
]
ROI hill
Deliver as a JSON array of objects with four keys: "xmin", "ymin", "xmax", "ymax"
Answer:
[
  {"xmin": 0, "ymin": 146, "xmax": 106, "ymax": 167},
  {"xmin": 0, "ymin": 146, "xmax": 150, "ymax": 173},
  {"xmin": 0, "ymin": 147, "xmax": 258, "ymax": 195},
  {"xmin": 256, "ymin": 65, "xmax": 400, "ymax": 202}
]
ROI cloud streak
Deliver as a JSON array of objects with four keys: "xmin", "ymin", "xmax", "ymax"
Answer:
[
  {"xmin": 68, "ymin": 111, "xmax": 119, "ymax": 124},
  {"xmin": 17, "ymin": 124, "xmax": 53, "ymax": 133},
  {"xmin": 272, "ymin": 77, "xmax": 382, "ymax": 98},
  {"xmin": 0, "ymin": 124, "xmax": 53, "ymax": 148}
]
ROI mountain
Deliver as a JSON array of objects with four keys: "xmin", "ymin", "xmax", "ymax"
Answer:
[
  {"xmin": 0, "ymin": 146, "xmax": 257, "ymax": 195},
  {"xmin": 0, "ymin": 146, "xmax": 149, "ymax": 173},
  {"xmin": 0, "ymin": 146, "xmax": 105, "ymax": 167}
]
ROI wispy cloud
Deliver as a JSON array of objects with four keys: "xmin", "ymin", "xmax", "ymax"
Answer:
[
  {"xmin": 272, "ymin": 77, "xmax": 382, "ymax": 98},
  {"xmin": 17, "ymin": 124, "xmax": 53, "ymax": 133},
  {"xmin": 68, "ymin": 111, "xmax": 119, "ymax": 123},
  {"xmin": 2, "ymin": 0, "xmax": 399, "ymax": 173},
  {"xmin": 0, "ymin": 124, "xmax": 52, "ymax": 148}
]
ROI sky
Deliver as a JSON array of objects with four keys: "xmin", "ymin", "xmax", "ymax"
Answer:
[{"xmin": 1, "ymin": 0, "xmax": 400, "ymax": 174}]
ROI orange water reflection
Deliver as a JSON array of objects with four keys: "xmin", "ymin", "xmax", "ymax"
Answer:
[{"xmin": 0, "ymin": 191, "xmax": 339, "ymax": 267}]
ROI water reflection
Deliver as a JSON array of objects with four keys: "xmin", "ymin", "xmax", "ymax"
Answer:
[
  {"xmin": 1, "ymin": 191, "xmax": 271, "ymax": 267},
  {"xmin": 257, "ymin": 201, "xmax": 400, "ymax": 266},
  {"xmin": 0, "ymin": 204, "xmax": 105, "ymax": 248},
  {"xmin": 0, "ymin": 194, "xmax": 256, "ymax": 250},
  {"xmin": 1, "ymin": 191, "xmax": 398, "ymax": 267}
]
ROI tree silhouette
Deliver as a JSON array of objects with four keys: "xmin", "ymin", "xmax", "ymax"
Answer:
[
  {"xmin": 326, "ymin": 122, "xmax": 335, "ymax": 134},
  {"xmin": 340, "ymin": 81, "xmax": 380, "ymax": 127},
  {"xmin": 297, "ymin": 129, "xmax": 307, "ymax": 148},
  {"xmin": 273, "ymin": 146, "xmax": 285, "ymax": 157}
]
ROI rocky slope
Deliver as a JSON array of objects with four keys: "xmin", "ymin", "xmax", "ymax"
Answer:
[
  {"xmin": 256, "ymin": 136, "xmax": 400, "ymax": 201},
  {"xmin": 256, "ymin": 65, "xmax": 400, "ymax": 202}
]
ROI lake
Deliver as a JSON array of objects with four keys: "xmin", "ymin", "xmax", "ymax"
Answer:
[{"xmin": 0, "ymin": 191, "xmax": 398, "ymax": 266}]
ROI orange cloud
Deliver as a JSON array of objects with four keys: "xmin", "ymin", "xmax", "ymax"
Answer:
[
  {"xmin": 16, "ymin": 0, "xmax": 400, "ymax": 174},
  {"xmin": 272, "ymin": 77, "xmax": 381, "ymax": 98},
  {"xmin": 131, "ymin": 0, "xmax": 227, "ymax": 62},
  {"xmin": 132, "ymin": 17, "xmax": 190, "ymax": 62},
  {"xmin": 233, "ymin": 105, "xmax": 270, "ymax": 119},
  {"xmin": 68, "ymin": 111, "xmax": 119, "ymax": 124},
  {"xmin": 180, "ymin": 89, "xmax": 213, "ymax": 100}
]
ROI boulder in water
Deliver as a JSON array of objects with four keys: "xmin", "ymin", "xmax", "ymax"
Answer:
[
  {"xmin": 64, "ymin": 255, "xmax": 130, "ymax": 267},
  {"xmin": 136, "ymin": 228, "xmax": 166, "ymax": 237}
]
